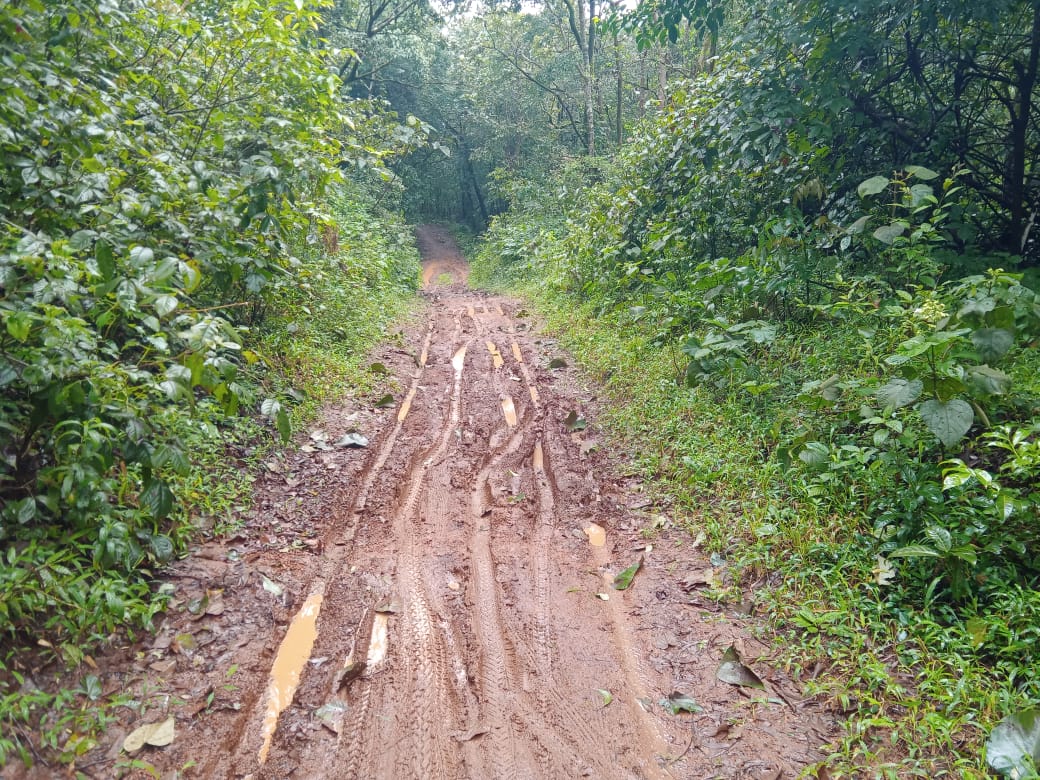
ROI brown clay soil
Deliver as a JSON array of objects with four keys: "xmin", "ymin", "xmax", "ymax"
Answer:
[{"xmin": 15, "ymin": 226, "xmax": 836, "ymax": 779}]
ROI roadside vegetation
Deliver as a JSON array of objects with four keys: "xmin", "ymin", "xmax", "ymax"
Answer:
[
  {"xmin": 4, "ymin": 0, "xmax": 1040, "ymax": 774},
  {"xmin": 462, "ymin": 4, "xmax": 1040, "ymax": 777},
  {"xmin": 0, "ymin": 0, "xmax": 420, "ymax": 765}
]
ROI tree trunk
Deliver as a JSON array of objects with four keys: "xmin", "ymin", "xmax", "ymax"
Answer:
[
  {"xmin": 1003, "ymin": 4, "xmax": 1040, "ymax": 256},
  {"xmin": 615, "ymin": 31, "xmax": 623, "ymax": 146},
  {"xmin": 657, "ymin": 47, "xmax": 668, "ymax": 106}
]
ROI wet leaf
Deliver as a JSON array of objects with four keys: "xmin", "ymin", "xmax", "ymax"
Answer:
[
  {"xmin": 375, "ymin": 393, "xmax": 395, "ymax": 408},
  {"xmin": 564, "ymin": 410, "xmax": 586, "ymax": 431},
  {"xmin": 369, "ymin": 362, "xmax": 389, "ymax": 375},
  {"xmin": 172, "ymin": 633, "xmax": 196, "ymax": 654},
  {"xmin": 314, "ymin": 701, "xmax": 348, "ymax": 735},
  {"xmin": 261, "ymin": 575, "xmax": 284, "ymax": 598},
  {"xmin": 82, "ymin": 674, "xmax": 101, "ymax": 701},
  {"xmin": 186, "ymin": 594, "xmax": 209, "ymax": 616},
  {"xmin": 595, "ymin": 689, "xmax": 613, "ymax": 707},
  {"xmin": 717, "ymin": 646, "xmax": 765, "ymax": 689},
  {"xmin": 636, "ymin": 697, "xmax": 654, "ymax": 712},
  {"xmin": 549, "ymin": 357, "xmax": 568, "ymax": 369},
  {"xmin": 613, "ymin": 556, "xmax": 643, "ymax": 590},
  {"xmin": 875, "ymin": 378, "xmax": 923, "ymax": 410},
  {"xmin": 857, "ymin": 175, "xmax": 890, "ymax": 197},
  {"xmin": 659, "ymin": 692, "xmax": 702, "ymax": 715},
  {"xmin": 986, "ymin": 709, "xmax": 1040, "ymax": 778},
  {"xmin": 123, "ymin": 717, "xmax": 175, "ymax": 753},
  {"xmin": 919, "ymin": 398, "xmax": 973, "ymax": 447},
  {"xmin": 595, "ymin": 593, "xmax": 610, "ymax": 601},
  {"xmin": 335, "ymin": 433, "xmax": 369, "ymax": 448},
  {"xmin": 682, "ymin": 568, "xmax": 715, "ymax": 589},
  {"xmin": 373, "ymin": 598, "xmax": 399, "ymax": 614}
]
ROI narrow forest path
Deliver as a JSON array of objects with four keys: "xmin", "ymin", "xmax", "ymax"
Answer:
[{"xmin": 61, "ymin": 226, "xmax": 832, "ymax": 780}]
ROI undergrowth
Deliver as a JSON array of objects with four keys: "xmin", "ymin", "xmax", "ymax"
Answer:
[
  {"xmin": 470, "ymin": 148, "xmax": 1040, "ymax": 775},
  {"xmin": 509, "ymin": 282, "xmax": 1039, "ymax": 778},
  {"xmin": 0, "ymin": 187, "xmax": 419, "ymax": 768}
]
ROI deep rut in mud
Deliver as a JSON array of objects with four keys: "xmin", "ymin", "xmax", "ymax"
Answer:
[
  {"xmin": 57, "ymin": 225, "xmax": 832, "ymax": 780},
  {"xmin": 245, "ymin": 229, "xmax": 672, "ymax": 779}
]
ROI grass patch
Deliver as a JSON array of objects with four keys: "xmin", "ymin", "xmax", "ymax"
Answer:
[{"xmin": 505, "ymin": 280, "xmax": 1040, "ymax": 779}]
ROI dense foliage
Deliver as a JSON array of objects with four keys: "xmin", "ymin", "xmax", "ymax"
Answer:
[
  {"xmin": 0, "ymin": 0, "xmax": 421, "ymax": 764},
  {"xmin": 470, "ymin": 0, "xmax": 1040, "ymax": 774}
]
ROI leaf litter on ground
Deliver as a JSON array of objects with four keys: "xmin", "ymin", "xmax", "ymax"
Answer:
[
  {"xmin": 123, "ymin": 717, "xmax": 176, "ymax": 753},
  {"xmin": 716, "ymin": 646, "xmax": 766, "ymax": 690},
  {"xmin": 659, "ymin": 692, "xmax": 702, "ymax": 715},
  {"xmin": 613, "ymin": 555, "xmax": 643, "ymax": 590}
]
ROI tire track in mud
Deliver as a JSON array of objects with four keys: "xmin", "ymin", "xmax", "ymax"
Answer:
[{"xmin": 238, "ymin": 226, "xmax": 682, "ymax": 780}]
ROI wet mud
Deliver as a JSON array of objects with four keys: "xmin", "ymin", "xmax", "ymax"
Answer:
[{"xmin": 34, "ymin": 225, "xmax": 834, "ymax": 780}]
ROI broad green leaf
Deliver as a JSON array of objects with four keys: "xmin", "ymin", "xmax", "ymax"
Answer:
[
  {"xmin": 905, "ymin": 165, "xmax": 940, "ymax": 180},
  {"xmin": 986, "ymin": 709, "xmax": 1040, "ymax": 778},
  {"xmin": 873, "ymin": 222, "xmax": 906, "ymax": 245},
  {"xmin": 888, "ymin": 544, "xmax": 942, "ymax": 559},
  {"xmin": 148, "ymin": 535, "xmax": 175, "ymax": 563},
  {"xmin": 153, "ymin": 295, "xmax": 178, "ymax": 317},
  {"xmin": 909, "ymin": 183, "xmax": 935, "ymax": 206},
  {"xmin": 275, "ymin": 409, "xmax": 291, "ymax": 442},
  {"xmin": 140, "ymin": 478, "xmax": 174, "ymax": 519},
  {"xmin": 857, "ymin": 175, "xmax": 890, "ymax": 197},
  {"xmin": 659, "ymin": 692, "xmax": 702, "ymax": 715},
  {"xmin": 261, "ymin": 398, "xmax": 281, "ymax": 418},
  {"xmin": 613, "ymin": 556, "xmax": 643, "ymax": 590},
  {"xmin": 5, "ymin": 311, "xmax": 31, "ymax": 343},
  {"xmin": 875, "ymin": 378, "xmax": 922, "ymax": 410},
  {"xmin": 798, "ymin": 441, "xmax": 830, "ymax": 469},
  {"xmin": 595, "ymin": 689, "xmax": 613, "ymax": 707},
  {"xmin": 923, "ymin": 375, "xmax": 967, "ymax": 403},
  {"xmin": 847, "ymin": 215, "xmax": 870, "ymax": 234},
  {"xmin": 919, "ymin": 399, "xmax": 973, "ymax": 447},
  {"xmin": 971, "ymin": 328, "xmax": 1015, "ymax": 363},
  {"xmin": 966, "ymin": 365, "xmax": 1012, "ymax": 397},
  {"xmin": 375, "ymin": 393, "xmax": 395, "ymax": 408},
  {"xmin": 95, "ymin": 242, "xmax": 116, "ymax": 281}
]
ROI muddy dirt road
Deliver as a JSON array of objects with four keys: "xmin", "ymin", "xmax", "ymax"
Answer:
[{"xmin": 59, "ymin": 226, "xmax": 831, "ymax": 780}]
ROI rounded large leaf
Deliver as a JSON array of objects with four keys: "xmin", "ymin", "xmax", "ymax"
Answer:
[
  {"xmin": 876, "ymin": 378, "xmax": 922, "ymax": 410},
  {"xmin": 987, "ymin": 709, "xmax": 1040, "ymax": 778},
  {"xmin": 857, "ymin": 175, "xmax": 890, "ymax": 197},
  {"xmin": 971, "ymin": 328, "xmax": 1015, "ymax": 363},
  {"xmin": 919, "ymin": 399, "xmax": 973, "ymax": 448}
]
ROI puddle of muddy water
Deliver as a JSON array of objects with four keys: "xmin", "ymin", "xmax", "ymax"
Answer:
[
  {"xmin": 511, "ymin": 342, "xmax": 523, "ymax": 363},
  {"xmin": 452, "ymin": 346, "xmax": 467, "ymax": 373},
  {"xmin": 486, "ymin": 341, "xmax": 504, "ymax": 369},
  {"xmin": 501, "ymin": 396, "xmax": 517, "ymax": 426},
  {"xmin": 585, "ymin": 524, "xmax": 606, "ymax": 547},
  {"xmin": 366, "ymin": 613, "xmax": 390, "ymax": 666},
  {"xmin": 533, "ymin": 442, "xmax": 544, "ymax": 472},
  {"xmin": 398, "ymin": 387, "xmax": 417, "ymax": 422},
  {"xmin": 529, "ymin": 386, "xmax": 540, "ymax": 404},
  {"xmin": 258, "ymin": 590, "xmax": 324, "ymax": 764}
]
